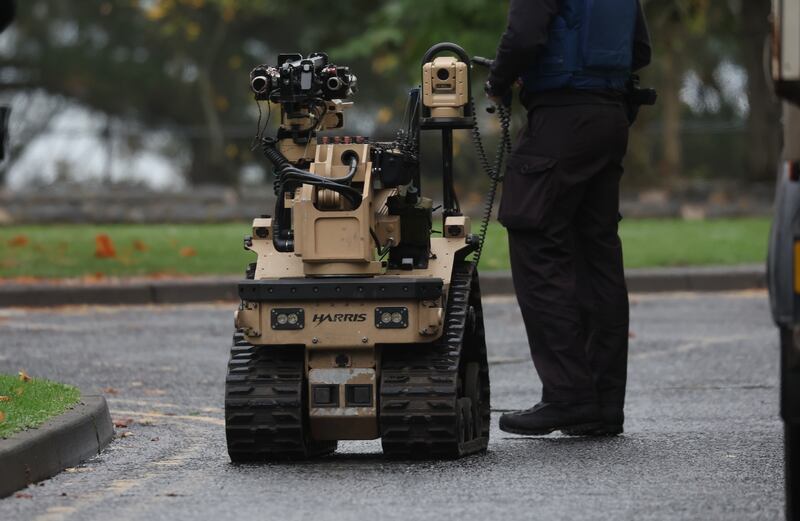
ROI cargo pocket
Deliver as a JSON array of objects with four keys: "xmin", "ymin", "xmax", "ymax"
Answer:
[{"xmin": 498, "ymin": 153, "xmax": 559, "ymax": 231}]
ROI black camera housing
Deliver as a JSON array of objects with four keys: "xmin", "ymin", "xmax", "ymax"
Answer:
[{"xmin": 250, "ymin": 53, "xmax": 357, "ymax": 104}]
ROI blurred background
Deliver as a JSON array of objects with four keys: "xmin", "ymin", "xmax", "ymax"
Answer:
[{"xmin": 0, "ymin": 0, "xmax": 781, "ymax": 277}]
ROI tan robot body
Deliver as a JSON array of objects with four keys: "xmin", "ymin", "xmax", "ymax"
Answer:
[{"xmin": 226, "ymin": 46, "xmax": 490, "ymax": 460}]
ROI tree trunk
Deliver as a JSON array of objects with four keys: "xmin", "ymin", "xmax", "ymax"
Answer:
[
  {"xmin": 186, "ymin": 19, "xmax": 234, "ymax": 186},
  {"xmin": 186, "ymin": 137, "xmax": 236, "ymax": 186},
  {"xmin": 741, "ymin": 0, "xmax": 782, "ymax": 182},
  {"xmin": 194, "ymin": 69, "xmax": 231, "ymax": 185},
  {"xmin": 660, "ymin": 31, "xmax": 683, "ymax": 182}
]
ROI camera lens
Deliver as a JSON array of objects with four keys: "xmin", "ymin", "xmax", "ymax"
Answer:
[
  {"xmin": 327, "ymin": 76, "xmax": 343, "ymax": 91},
  {"xmin": 251, "ymin": 76, "xmax": 269, "ymax": 93},
  {"xmin": 436, "ymin": 68, "xmax": 450, "ymax": 81}
]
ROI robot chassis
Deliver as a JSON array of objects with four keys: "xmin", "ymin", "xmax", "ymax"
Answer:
[{"xmin": 225, "ymin": 43, "xmax": 509, "ymax": 460}]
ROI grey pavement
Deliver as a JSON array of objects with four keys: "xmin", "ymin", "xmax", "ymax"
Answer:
[{"xmin": 0, "ymin": 292, "xmax": 783, "ymax": 520}]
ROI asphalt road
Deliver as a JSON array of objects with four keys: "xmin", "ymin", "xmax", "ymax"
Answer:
[{"xmin": 0, "ymin": 292, "xmax": 784, "ymax": 520}]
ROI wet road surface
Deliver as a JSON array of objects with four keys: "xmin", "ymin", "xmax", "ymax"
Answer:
[{"xmin": 0, "ymin": 292, "xmax": 783, "ymax": 520}]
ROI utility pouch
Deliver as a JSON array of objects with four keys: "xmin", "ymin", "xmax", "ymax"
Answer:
[
  {"xmin": 498, "ymin": 153, "xmax": 559, "ymax": 231},
  {"xmin": 624, "ymin": 75, "xmax": 657, "ymax": 125}
]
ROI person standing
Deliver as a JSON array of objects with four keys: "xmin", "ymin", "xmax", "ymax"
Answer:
[{"xmin": 487, "ymin": 0, "xmax": 652, "ymax": 436}]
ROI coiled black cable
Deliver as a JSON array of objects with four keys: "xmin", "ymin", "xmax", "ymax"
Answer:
[
  {"xmin": 262, "ymin": 138, "xmax": 290, "ymax": 196},
  {"xmin": 470, "ymin": 100, "xmax": 512, "ymax": 268}
]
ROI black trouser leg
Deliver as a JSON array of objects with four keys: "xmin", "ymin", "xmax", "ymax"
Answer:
[
  {"xmin": 501, "ymin": 102, "xmax": 630, "ymax": 407},
  {"xmin": 508, "ymin": 213, "xmax": 596, "ymax": 404},
  {"xmin": 574, "ymin": 163, "xmax": 630, "ymax": 408}
]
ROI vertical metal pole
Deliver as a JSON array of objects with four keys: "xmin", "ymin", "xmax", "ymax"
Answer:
[{"xmin": 442, "ymin": 128, "xmax": 455, "ymax": 216}]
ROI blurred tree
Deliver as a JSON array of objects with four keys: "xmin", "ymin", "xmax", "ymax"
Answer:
[
  {"xmin": 345, "ymin": 0, "xmax": 779, "ymax": 186},
  {"xmin": 628, "ymin": 1, "xmax": 733, "ymax": 183},
  {"xmin": 0, "ymin": 0, "xmax": 383, "ymax": 185},
  {"xmin": 739, "ymin": 0, "xmax": 781, "ymax": 182},
  {"xmin": 0, "ymin": 0, "xmax": 785, "ymax": 188}
]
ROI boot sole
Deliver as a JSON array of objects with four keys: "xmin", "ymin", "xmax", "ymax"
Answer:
[
  {"xmin": 562, "ymin": 424, "xmax": 624, "ymax": 436},
  {"xmin": 500, "ymin": 421, "xmax": 603, "ymax": 437}
]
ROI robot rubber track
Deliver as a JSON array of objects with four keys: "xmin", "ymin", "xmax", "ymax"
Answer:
[
  {"xmin": 379, "ymin": 261, "xmax": 491, "ymax": 459},
  {"xmin": 225, "ymin": 261, "xmax": 490, "ymax": 460},
  {"xmin": 224, "ymin": 332, "xmax": 337, "ymax": 461}
]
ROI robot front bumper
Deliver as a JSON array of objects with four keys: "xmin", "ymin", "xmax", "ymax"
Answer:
[{"xmin": 233, "ymin": 276, "xmax": 446, "ymax": 440}]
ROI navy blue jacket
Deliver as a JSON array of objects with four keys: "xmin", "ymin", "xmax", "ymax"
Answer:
[{"xmin": 488, "ymin": 0, "xmax": 652, "ymax": 96}]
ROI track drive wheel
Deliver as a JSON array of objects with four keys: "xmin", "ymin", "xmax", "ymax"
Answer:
[
  {"xmin": 379, "ymin": 262, "xmax": 491, "ymax": 459},
  {"xmin": 224, "ymin": 331, "xmax": 337, "ymax": 462}
]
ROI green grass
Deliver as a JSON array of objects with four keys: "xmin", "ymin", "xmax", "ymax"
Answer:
[
  {"xmin": 0, "ymin": 219, "xmax": 771, "ymax": 279},
  {"xmin": 480, "ymin": 218, "xmax": 772, "ymax": 271},
  {"xmin": 0, "ymin": 224, "xmax": 253, "ymax": 279},
  {"xmin": 0, "ymin": 374, "xmax": 81, "ymax": 439}
]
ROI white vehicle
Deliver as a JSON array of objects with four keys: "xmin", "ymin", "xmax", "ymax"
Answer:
[{"xmin": 768, "ymin": 1, "xmax": 800, "ymax": 519}]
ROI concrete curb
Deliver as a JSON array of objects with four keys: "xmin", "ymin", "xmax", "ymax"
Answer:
[
  {"xmin": 0, "ymin": 265, "xmax": 766, "ymax": 308},
  {"xmin": 0, "ymin": 277, "xmax": 241, "ymax": 308},
  {"xmin": 480, "ymin": 264, "xmax": 767, "ymax": 295},
  {"xmin": 0, "ymin": 395, "xmax": 114, "ymax": 498}
]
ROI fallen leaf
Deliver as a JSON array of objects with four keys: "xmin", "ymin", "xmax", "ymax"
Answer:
[
  {"xmin": 143, "ymin": 388, "xmax": 166, "ymax": 396},
  {"xmin": 178, "ymin": 247, "xmax": 196, "ymax": 257},
  {"xmin": 8, "ymin": 235, "xmax": 29, "ymax": 247},
  {"xmin": 132, "ymin": 239, "xmax": 149, "ymax": 252},
  {"xmin": 0, "ymin": 395, "xmax": 10, "ymax": 402},
  {"xmin": 0, "ymin": 411, "xmax": 5, "ymax": 423},
  {"xmin": 119, "ymin": 431, "xmax": 134, "ymax": 438},
  {"xmin": 64, "ymin": 467, "xmax": 92, "ymax": 474},
  {"xmin": 81, "ymin": 273, "xmax": 107, "ymax": 284},
  {"xmin": 115, "ymin": 251, "xmax": 136, "ymax": 266},
  {"xmin": 18, "ymin": 370, "xmax": 31, "ymax": 383},
  {"xmin": 102, "ymin": 387, "xmax": 119, "ymax": 395},
  {"xmin": 94, "ymin": 234, "xmax": 117, "ymax": 259},
  {"xmin": 14, "ymin": 492, "xmax": 33, "ymax": 499},
  {"xmin": 113, "ymin": 418, "xmax": 134, "ymax": 428}
]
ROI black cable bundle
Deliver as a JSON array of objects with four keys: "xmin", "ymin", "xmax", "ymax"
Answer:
[
  {"xmin": 262, "ymin": 137, "xmax": 361, "ymax": 252},
  {"xmin": 470, "ymin": 100, "xmax": 512, "ymax": 268}
]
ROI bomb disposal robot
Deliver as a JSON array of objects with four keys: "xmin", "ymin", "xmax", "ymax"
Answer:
[{"xmin": 225, "ymin": 44, "xmax": 511, "ymax": 460}]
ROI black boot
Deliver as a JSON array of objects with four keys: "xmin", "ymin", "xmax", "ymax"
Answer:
[
  {"xmin": 562, "ymin": 404, "xmax": 624, "ymax": 436},
  {"xmin": 499, "ymin": 402, "xmax": 602, "ymax": 436}
]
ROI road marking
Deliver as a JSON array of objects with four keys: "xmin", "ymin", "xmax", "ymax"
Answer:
[
  {"xmin": 34, "ymin": 479, "xmax": 138, "ymax": 521},
  {"xmin": 631, "ymin": 333, "xmax": 770, "ymax": 360},
  {"xmin": 111, "ymin": 409, "xmax": 224, "ymax": 426},
  {"xmin": 488, "ymin": 357, "xmax": 529, "ymax": 366},
  {"xmin": 32, "ymin": 421, "xmax": 212, "ymax": 521},
  {"xmin": 108, "ymin": 398, "xmax": 223, "ymax": 414},
  {"xmin": 0, "ymin": 323, "xmax": 102, "ymax": 332}
]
